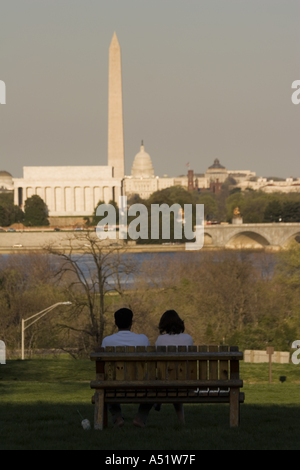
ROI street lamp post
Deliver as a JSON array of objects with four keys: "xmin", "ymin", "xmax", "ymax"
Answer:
[{"xmin": 21, "ymin": 302, "xmax": 72, "ymax": 360}]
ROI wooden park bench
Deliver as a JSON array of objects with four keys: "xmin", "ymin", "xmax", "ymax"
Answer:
[{"xmin": 90, "ymin": 345, "xmax": 245, "ymax": 430}]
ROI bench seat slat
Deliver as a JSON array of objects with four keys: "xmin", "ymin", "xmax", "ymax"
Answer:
[
  {"xmin": 104, "ymin": 389, "xmax": 231, "ymax": 398},
  {"xmin": 104, "ymin": 393, "xmax": 245, "ymax": 405},
  {"xmin": 91, "ymin": 379, "xmax": 243, "ymax": 389}
]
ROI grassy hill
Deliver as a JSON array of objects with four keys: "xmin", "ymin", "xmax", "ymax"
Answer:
[{"xmin": 0, "ymin": 358, "xmax": 300, "ymax": 450}]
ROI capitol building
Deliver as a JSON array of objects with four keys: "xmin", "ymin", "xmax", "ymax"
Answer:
[
  {"xmin": 2, "ymin": 33, "xmax": 299, "ymax": 224},
  {"xmin": 124, "ymin": 141, "xmax": 190, "ymax": 200}
]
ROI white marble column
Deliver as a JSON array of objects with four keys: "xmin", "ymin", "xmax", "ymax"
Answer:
[{"xmin": 14, "ymin": 187, "xmax": 19, "ymax": 206}]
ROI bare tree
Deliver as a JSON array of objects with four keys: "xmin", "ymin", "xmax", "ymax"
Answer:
[
  {"xmin": 0, "ymin": 253, "xmax": 63, "ymax": 352},
  {"xmin": 45, "ymin": 231, "xmax": 137, "ymax": 349}
]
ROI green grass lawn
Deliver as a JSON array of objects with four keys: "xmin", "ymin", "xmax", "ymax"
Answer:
[{"xmin": 0, "ymin": 358, "xmax": 300, "ymax": 450}]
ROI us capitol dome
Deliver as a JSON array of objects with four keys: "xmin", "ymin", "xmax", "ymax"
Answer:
[
  {"xmin": 131, "ymin": 141, "xmax": 155, "ymax": 179},
  {"xmin": 124, "ymin": 141, "xmax": 187, "ymax": 200}
]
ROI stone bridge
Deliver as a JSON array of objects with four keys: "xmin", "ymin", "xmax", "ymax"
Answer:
[{"xmin": 203, "ymin": 223, "xmax": 300, "ymax": 249}]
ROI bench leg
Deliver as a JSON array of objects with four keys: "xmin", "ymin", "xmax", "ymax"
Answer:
[
  {"xmin": 229, "ymin": 388, "xmax": 240, "ymax": 427},
  {"xmin": 94, "ymin": 390, "xmax": 105, "ymax": 430}
]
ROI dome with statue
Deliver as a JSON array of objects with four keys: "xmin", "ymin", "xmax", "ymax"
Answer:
[
  {"xmin": 131, "ymin": 142, "xmax": 155, "ymax": 179},
  {"xmin": 206, "ymin": 159, "xmax": 228, "ymax": 184}
]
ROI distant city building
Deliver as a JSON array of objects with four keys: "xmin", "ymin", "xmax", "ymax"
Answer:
[
  {"xmin": 206, "ymin": 159, "xmax": 228, "ymax": 185},
  {"xmin": 185, "ymin": 160, "xmax": 256, "ymax": 196},
  {"xmin": 13, "ymin": 166, "xmax": 121, "ymax": 216},
  {"xmin": 131, "ymin": 142, "xmax": 155, "ymax": 179},
  {"xmin": 237, "ymin": 177, "xmax": 300, "ymax": 193},
  {"xmin": 123, "ymin": 142, "xmax": 188, "ymax": 200}
]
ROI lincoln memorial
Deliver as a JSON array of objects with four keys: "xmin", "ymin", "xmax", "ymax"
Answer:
[{"xmin": 13, "ymin": 166, "xmax": 122, "ymax": 217}]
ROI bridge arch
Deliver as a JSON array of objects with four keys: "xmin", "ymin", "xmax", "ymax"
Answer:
[
  {"xmin": 225, "ymin": 231, "xmax": 271, "ymax": 249},
  {"xmin": 281, "ymin": 231, "xmax": 300, "ymax": 248}
]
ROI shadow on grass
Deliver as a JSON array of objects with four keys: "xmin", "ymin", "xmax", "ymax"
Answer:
[{"xmin": 0, "ymin": 403, "xmax": 299, "ymax": 450}]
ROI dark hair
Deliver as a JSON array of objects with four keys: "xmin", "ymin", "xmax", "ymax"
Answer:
[
  {"xmin": 158, "ymin": 310, "xmax": 185, "ymax": 335},
  {"xmin": 114, "ymin": 308, "xmax": 133, "ymax": 330}
]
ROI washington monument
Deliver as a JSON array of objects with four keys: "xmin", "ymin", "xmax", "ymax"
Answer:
[{"xmin": 108, "ymin": 32, "xmax": 125, "ymax": 179}]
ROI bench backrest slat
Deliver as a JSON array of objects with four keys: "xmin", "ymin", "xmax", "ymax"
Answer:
[
  {"xmin": 116, "ymin": 346, "xmax": 126, "ymax": 380},
  {"xmin": 230, "ymin": 346, "xmax": 240, "ymax": 381},
  {"xmin": 147, "ymin": 346, "xmax": 157, "ymax": 380},
  {"xmin": 125, "ymin": 346, "xmax": 136, "ymax": 380},
  {"xmin": 187, "ymin": 345, "xmax": 197, "ymax": 380},
  {"xmin": 167, "ymin": 346, "xmax": 177, "ymax": 380},
  {"xmin": 157, "ymin": 346, "xmax": 167, "ymax": 380},
  {"xmin": 209, "ymin": 345, "xmax": 218, "ymax": 380},
  {"xmin": 198, "ymin": 345, "xmax": 208, "ymax": 380},
  {"xmin": 104, "ymin": 346, "xmax": 116, "ymax": 380},
  {"xmin": 178, "ymin": 346, "xmax": 188, "ymax": 380},
  {"xmin": 209, "ymin": 345, "xmax": 219, "ymax": 393},
  {"xmin": 219, "ymin": 345, "xmax": 230, "ymax": 391},
  {"xmin": 136, "ymin": 346, "xmax": 147, "ymax": 380},
  {"xmin": 93, "ymin": 345, "xmax": 243, "ymax": 382}
]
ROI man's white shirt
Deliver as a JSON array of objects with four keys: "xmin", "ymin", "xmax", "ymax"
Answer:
[{"xmin": 101, "ymin": 331, "xmax": 150, "ymax": 348}]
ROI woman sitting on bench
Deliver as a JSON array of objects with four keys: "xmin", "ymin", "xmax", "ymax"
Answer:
[{"xmin": 155, "ymin": 310, "xmax": 193, "ymax": 425}]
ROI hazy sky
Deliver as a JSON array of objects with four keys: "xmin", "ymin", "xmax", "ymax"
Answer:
[{"xmin": 0, "ymin": 0, "xmax": 299, "ymax": 179}]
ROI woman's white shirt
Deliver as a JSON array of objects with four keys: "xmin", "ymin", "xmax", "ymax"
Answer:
[{"xmin": 155, "ymin": 333, "xmax": 193, "ymax": 348}]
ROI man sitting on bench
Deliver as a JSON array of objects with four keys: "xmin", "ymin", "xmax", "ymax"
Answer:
[{"xmin": 101, "ymin": 308, "xmax": 152, "ymax": 428}]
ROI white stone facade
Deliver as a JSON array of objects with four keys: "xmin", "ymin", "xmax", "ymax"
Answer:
[
  {"xmin": 237, "ymin": 177, "xmax": 300, "ymax": 193},
  {"xmin": 124, "ymin": 175, "xmax": 189, "ymax": 200},
  {"xmin": 13, "ymin": 166, "xmax": 122, "ymax": 216}
]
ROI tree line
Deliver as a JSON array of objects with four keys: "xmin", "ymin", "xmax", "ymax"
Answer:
[
  {"xmin": 90, "ymin": 186, "xmax": 300, "ymax": 245},
  {"xmin": 0, "ymin": 193, "xmax": 49, "ymax": 227},
  {"xmin": 92, "ymin": 186, "xmax": 300, "ymax": 227},
  {"xmin": 225, "ymin": 189, "xmax": 300, "ymax": 224},
  {"xmin": 2, "ymin": 184, "xmax": 300, "ymax": 229}
]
